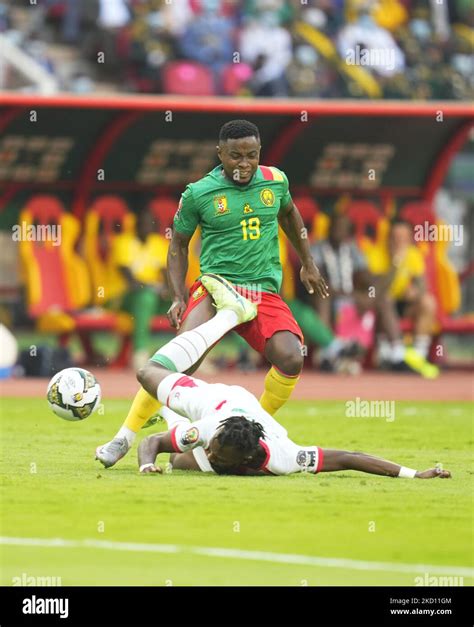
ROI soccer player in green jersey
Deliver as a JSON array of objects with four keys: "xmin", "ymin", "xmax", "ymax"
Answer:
[{"xmin": 97, "ymin": 120, "xmax": 328, "ymax": 468}]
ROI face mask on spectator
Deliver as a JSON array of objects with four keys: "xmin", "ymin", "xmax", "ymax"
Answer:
[
  {"xmin": 410, "ymin": 19, "xmax": 431, "ymax": 41},
  {"xmin": 302, "ymin": 8, "xmax": 327, "ymax": 30},
  {"xmin": 295, "ymin": 45, "xmax": 319, "ymax": 67},
  {"xmin": 260, "ymin": 11, "xmax": 280, "ymax": 28},
  {"xmin": 202, "ymin": 0, "xmax": 220, "ymax": 15},
  {"xmin": 146, "ymin": 12, "xmax": 163, "ymax": 29},
  {"xmin": 358, "ymin": 14, "xmax": 376, "ymax": 29}
]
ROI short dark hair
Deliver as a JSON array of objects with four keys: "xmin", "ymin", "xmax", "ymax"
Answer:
[
  {"xmin": 219, "ymin": 120, "xmax": 260, "ymax": 142},
  {"xmin": 217, "ymin": 416, "xmax": 265, "ymax": 456}
]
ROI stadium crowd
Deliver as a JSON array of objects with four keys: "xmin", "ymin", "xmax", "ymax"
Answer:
[{"xmin": 1, "ymin": 0, "xmax": 473, "ymax": 99}]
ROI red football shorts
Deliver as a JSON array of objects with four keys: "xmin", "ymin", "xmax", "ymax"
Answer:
[{"xmin": 181, "ymin": 280, "xmax": 304, "ymax": 355}]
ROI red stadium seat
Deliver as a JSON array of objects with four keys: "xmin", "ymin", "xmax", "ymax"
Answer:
[
  {"xmin": 18, "ymin": 196, "xmax": 129, "ymax": 365},
  {"xmin": 88, "ymin": 195, "xmax": 132, "ymax": 236},
  {"xmin": 346, "ymin": 200, "xmax": 382, "ymax": 241},
  {"xmin": 397, "ymin": 201, "xmax": 474, "ymax": 357},
  {"xmin": 399, "ymin": 201, "xmax": 436, "ymax": 227},
  {"xmin": 292, "ymin": 196, "xmax": 319, "ymax": 228},
  {"xmin": 221, "ymin": 63, "xmax": 253, "ymax": 95},
  {"xmin": 162, "ymin": 61, "xmax": 215, "ymax": 96},
  {"xmin": 23, "ymin": 194, "xmax": 64, "ymax": 226},
  {"xmin": 149, "ymin": 196, "xmax": 178, "ymax": 231}
]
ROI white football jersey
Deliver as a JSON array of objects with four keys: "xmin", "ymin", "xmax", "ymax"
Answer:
[{"xmin": 157, "ymin": 373, "xmax": 323, "ymax": 475}]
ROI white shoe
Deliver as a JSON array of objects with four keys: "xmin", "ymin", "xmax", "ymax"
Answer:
[
  {"xmin": 201, "ymin": 273, "xmax": 257, "ymax": 324},
  {"xmin": 95, "ymin": 437, "xmax": 130, "ymax": 468}
]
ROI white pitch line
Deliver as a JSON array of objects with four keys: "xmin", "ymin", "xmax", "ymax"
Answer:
[{"xmin": 1, "ymin": 536, "xmax": 473, "ymax": 578}]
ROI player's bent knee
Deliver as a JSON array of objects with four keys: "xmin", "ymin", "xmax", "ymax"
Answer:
[
  {"xmin": 273, "ymin": 350, "xmax": 304, "ymax": 376},
  {"xmin": 136, "ymin": 363, "xmax": 158, "ymax": 396},
  {"xmin": 136, "ymin": 365, "xmax": 147, "ymax": 387}
]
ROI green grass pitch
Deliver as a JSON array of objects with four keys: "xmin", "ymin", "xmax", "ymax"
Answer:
[{"xmin": 1, "ymin": 396, "xmax": 472, "ymax": 586}]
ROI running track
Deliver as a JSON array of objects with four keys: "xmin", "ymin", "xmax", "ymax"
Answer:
[{"xmin": 1, "ymin": 370, "xmax": 472, "ymax": 401}]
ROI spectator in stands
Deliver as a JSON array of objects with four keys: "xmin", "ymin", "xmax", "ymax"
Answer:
[
  {"xmin": 311, "ymin": 213, "xmax": 439, "ymax": 377},
  {"xmin": 125, "ymin": 2, "xmax": 179, "ymax": 92},
  {"xmin": 337, "ymin": 1, "xmax": 405, "ymax": 77},
  {"xmin": 239, "ymin": 4, "xmax": 292, "ymax": 96},
  {"xmin": 286, "ymin": 45, "xmax": 345, "ymax": 98},
  {"xmin": 178, "ymin": 0, "xmax": 235, "ymax": 91},
  {"xmin": 94, "ymin": 0, "xmax": 131, "ymax": 80},
  {"xmin": 0, "ymin": 4, "xmax": 11, "ymax": 33},
  {"xmin": 298, "ymin": 0, "xmax": 345, "ymax": 38},
  {"xmin": 160, "ymin": 0, "xmax": 194, "ymax": 37},
  {"xmin": 110, "ymin": 209, "xmax": 169, "ymax": 370},
  {"xmin": 3, "ymin": 0, "xmax": 472, "ymax": 100},
  {"xmin": 365, "ymin": 220, "xmax": 438, "ymax": 364}
]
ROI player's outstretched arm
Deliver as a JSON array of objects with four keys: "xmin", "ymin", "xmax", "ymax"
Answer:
[
  {"xmin": 138, "ymin": 432, "xmax": 175, "ymax": 474},
  {"xmin": 167, "ymin": 230, "xmax": 192, "ymax": 330},
  {"xmin": 320, "ymin": 449, "xmax": 451, "ymax": 479},
  {"xmin": 278, "ymin": 200, "xmax": 329, "ymax": 298}
]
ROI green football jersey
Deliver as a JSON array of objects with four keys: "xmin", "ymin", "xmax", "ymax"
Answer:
[{"xmin": 173, "ymin": 164, "xmax": 293, "ymax": 294}]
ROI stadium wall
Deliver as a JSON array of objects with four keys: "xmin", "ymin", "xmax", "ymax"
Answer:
[{"xmin": 0, "ymin": 95, "xmax": 473, "ymax": 227}]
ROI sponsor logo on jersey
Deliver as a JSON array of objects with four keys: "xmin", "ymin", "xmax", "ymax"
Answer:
[
  {"xmin": 180, "ymin": 427, "xmax": 199, "ymax": 446},
  {"xmin": 192, "ymin": 285, "xmax": 205, "ymax": 301},
  {"xmin": 213, "ymin": 195, "xmax": 230, "ymax": 216},
  {"xmin": 296, "ymin": 450, "xmax": 316, "ymax": 469},
  {"xmin": 260, "ymin": 188, "xmax": 275, "ymax": 207},
  {"xmin": 243, "ymin": 203, "xmax": 253, "ymax": 214}
]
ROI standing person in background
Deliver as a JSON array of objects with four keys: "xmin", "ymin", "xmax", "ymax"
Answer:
[{"xmin": 110, "ymin": 208, "xmax": 169, "ymax": 370}]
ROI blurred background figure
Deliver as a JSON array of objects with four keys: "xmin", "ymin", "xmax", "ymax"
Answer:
[
  {"xmin": 239, "ymin": 0, "xmax": 292, "ymax": 96},
  {"xmin": 311, "ymin": 213, "xmax": 439, "ymax": 377},
  {"xmin": 178, "ymin": 0, "xmax": 235, "ymax": 93},
  {"xmin": 1, "ymin": 0, "xmax": 472, "ymax": 99},
  {"xmin": 337, "ymin": 0, "xmax": 406, "ymax": 77},
  {"xmin": 366, "ymin": 220, "xmax": 438, "ymax": 363},
  {"xmin": 110, "ymin": 209, "xmax": 169, "ymax": 370},
  {"xmin": 0, "ymin": 323, "xmax": 18, "ymax": 379}
]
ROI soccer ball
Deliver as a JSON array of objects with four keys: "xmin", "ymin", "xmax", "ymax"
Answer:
[{"xmin": 47, "ymin": 368, "xmax": 101, "ymax": 421}]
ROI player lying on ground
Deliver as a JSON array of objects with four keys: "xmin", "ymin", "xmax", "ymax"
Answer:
[
  {"xmin": 137, "ymin": 379, "xmax": 450, "ymax": 478},
  {"xmin": 96, "ymin": 273, "xmax": 448, "ymax": 479}
]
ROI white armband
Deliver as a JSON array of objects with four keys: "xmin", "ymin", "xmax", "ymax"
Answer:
[
  {"xmin": 398, "ymin": 466, "xmax": 417, "ymax": 478},
  {"xmin": 139, "ymin": 463, "xmax": 155, "ymax": 473}
]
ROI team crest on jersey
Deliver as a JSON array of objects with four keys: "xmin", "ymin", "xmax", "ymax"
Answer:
[
  {"xmin": 243, "ymin": 203, "xmax": 253, "ymax": 214},
  {"xmin": 213, "ymin": 195, "xmax": 230, "ymax": 216},
  {"xmin": 260, "ymin": 188, "xmax": 275, "ymax": 207},
  {"xmin": 192, "ymin": 285, "xmax": 205, "ymax": 301},
  {"xmin": 181, "ymin": 427, "xmax": 199, "ymax": 446},
  {"xmin": 296, "ymin": 450, "xmax": 316, "ymax": 470}
]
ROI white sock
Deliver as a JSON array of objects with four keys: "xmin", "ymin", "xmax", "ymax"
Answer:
[
  {"xmin": 378, "ymin": 338, "xmax": 392, "ymax": 362},
  {"xmin": 155, "ymin": 309, "xmax": 239, "ymax": 372},
  {"xmin": 414, "ymin": 335, "xmax": 430, "ymax": 359},
  {"xmin": 116, "ymin": 426, "xmax": 136, "ymax": 447},
  {"xmin": 321, "ymin": 338, "xmax": 344, "ymax": 360},
  {"xmin": 391, "ymin": 340, "xmax": 406, "ymax": 363},
  {"xmin": 160, "ymin": 406, "xmax": 191, "ymax": 429}
]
